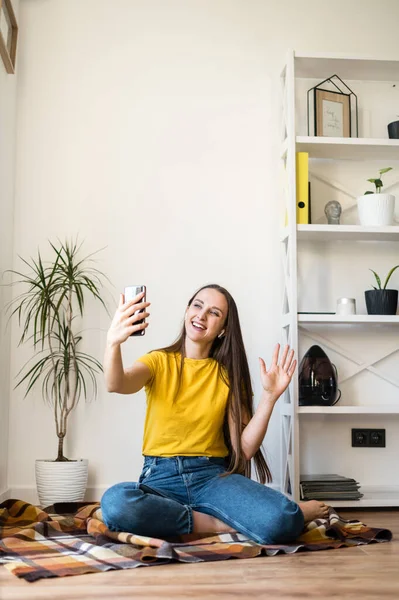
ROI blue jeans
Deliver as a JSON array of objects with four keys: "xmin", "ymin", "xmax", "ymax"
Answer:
[{"xmin": 101, "ymin": 456, "xmax": 304, "ymax": 545}]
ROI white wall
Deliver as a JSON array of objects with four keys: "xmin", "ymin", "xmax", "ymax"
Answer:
[
  {"xmin": 0, "ymin": 1, "xmax": 19, "ymax": 502},
  {"xmin": 7, "ymin": 0, "xmax": 399, "ymax": 503}
]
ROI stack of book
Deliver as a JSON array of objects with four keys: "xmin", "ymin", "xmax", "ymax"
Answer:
[{"xmin": 300, "ymin": 474, "xmax": 363, "ymax": 501}]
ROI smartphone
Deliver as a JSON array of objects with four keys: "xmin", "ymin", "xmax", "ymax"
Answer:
[{"xmin": 124, "ymin": 285, "xmax": 147, "ymax": 336}]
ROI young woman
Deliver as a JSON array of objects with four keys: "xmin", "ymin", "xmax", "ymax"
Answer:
[{"xmin": 101, "ymin": 284, "xmax": 329, "ymax": 544}]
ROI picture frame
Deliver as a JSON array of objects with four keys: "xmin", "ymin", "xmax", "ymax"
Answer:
[
  {"xmin": 307, "ymin": 74, "xmax": 358, "ymax": 138},
  {"xmin": 314, "ymin": 88, "xmax": 350, "ymax": 138},
  {"xmin": 0, "ymin": 0, "xmax": 18, "ymax": 74}
]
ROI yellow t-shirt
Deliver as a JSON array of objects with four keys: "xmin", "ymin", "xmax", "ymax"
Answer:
[{"xmin": 137, "ymin": 351, "xmax": 229, "ymax": 457}]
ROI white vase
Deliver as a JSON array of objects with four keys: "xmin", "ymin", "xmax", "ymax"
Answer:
[
  {"xmin": 357, "ymin": 193, "xmax": 395, "ymax": 226},
  {"xmin": 35, "ymin": 459, "xmax": 89, "ymax": 508}
]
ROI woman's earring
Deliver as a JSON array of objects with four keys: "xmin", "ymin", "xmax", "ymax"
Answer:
[{"xmin": 218, "ymin": 330, "xmax": 225, "ymax": 339}]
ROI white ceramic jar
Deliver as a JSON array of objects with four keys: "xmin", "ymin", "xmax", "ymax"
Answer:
[{"xmin": 336, "ymin": 298, "xmax": 356, "ymax": 315}]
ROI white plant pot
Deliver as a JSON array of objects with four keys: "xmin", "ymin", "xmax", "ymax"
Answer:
[
  {"xmin": 357, "ymin": 193, "xmax": 395, "ymax": 226},
  {"xmin": 35, "ymin": 459, "xmax": 89, "ymax": 508}
]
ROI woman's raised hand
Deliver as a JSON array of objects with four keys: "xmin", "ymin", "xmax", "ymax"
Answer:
[
  {"xmin": 259, "ymin": 344, "xmax": 297, "ymax": 402},
  {"xmin": 106, "ymin": 291, "xmax": 150, "ymax": 347}
]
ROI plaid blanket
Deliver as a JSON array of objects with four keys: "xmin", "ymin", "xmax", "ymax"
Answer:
[{"xmin": 0, "ymin": 498, "xmax": 392, "ymax": 583}]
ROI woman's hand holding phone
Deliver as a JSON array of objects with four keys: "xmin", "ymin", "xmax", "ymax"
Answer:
[{"xmin": 106, "ymin": 289, "xmax": 150, "ymax": 347}]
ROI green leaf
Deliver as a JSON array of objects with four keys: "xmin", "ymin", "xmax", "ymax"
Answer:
[
  {"xmin": 369, "ymin": 269, "xmax": 382, "ymax": 290},
  {"xmin": 383, "ymin": 264, "xmax": 399, "ymax": 289},
  {"xmin": 379, "ymin": 167, "xmax": 393, "ymax": 175},
  {"xmin": 364, "ymin": 191, "xmax": 374, "ymax": 195}
]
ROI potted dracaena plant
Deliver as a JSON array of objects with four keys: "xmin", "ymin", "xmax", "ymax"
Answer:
[
  {"xmin": 7, "ymin": 239, "xmax": 109, "ymax": 507},
  {"xmin": 365, "ymin": 265, "xmax": 399, "ymax": 315},
  {"xmin": 357, "ymin": 167, "xmax": 395, "ymax": 226}
]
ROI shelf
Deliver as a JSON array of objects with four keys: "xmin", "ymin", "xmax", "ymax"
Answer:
[
  {"xmin": 298, "ymin": 314, "xmax": 399, "ymax": 324},
  {"xmin": 297, "ymin": 224, "xmax": 399, "ymax": 242},
  {"xmin": 296, "ymin": 136, "xmax": 399, "ymax": 160},
  {"xmin": 299, "ymin": 406, "xmax": 399, "ymax": 414},
  {"xmin": 294, "ymin": 53, "xmax": 399, "ymax": 81},
  {"xmin": 316, "ymin": 487, "xmax": 399, "ymax": 508}
]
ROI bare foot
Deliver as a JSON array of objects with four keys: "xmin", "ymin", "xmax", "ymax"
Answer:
[
  {"xmin": 192, "ymin": 510, "xmax": 236, "ymax": 534},
  {"xmin": 299, "ymin": 500, "xmax": 329, "ymax": 523}
]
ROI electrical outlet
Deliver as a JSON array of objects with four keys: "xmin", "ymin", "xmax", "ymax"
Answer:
[
  {"xmin": 351, "ymin": 429, "xmax": 386, "ymax": 448},
  {"xmin": 370, "ymin": 430, "xmax": 386, "ymax": 447},
  {"xmin": 352, "ymin": 429, "xmax": 368, "ymax": 446}
]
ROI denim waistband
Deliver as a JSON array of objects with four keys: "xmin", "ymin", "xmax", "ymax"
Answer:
[{"xmin": 143, "ymin": 455, "xmax": 227, "ymax": 468}]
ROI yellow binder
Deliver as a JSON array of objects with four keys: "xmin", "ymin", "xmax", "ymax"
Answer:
[{"xmin": 296, "ymin": 152, "xmax": 309, "ymax": 224}]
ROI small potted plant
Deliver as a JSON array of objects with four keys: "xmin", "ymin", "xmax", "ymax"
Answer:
[
  {"xmin": 365, "ymin": 265, "xmax": 399, "ymax": 315},
  {"xmin": 7, "ymin": 239, "xmax": 109, "ymax": 507},
  {"xmin": 357, "ymin": 167, "xmax": 395, "ymax": 226},
  {"xmin": 388, "ymin": 116, "xmax": 399, "ymax": 139}
]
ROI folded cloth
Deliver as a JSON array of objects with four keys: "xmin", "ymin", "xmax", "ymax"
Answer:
[{"xmin": 0, "ymin": 498, "xmax": 392, "ymax": 583}]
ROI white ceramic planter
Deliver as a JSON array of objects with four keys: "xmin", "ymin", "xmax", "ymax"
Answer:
[
  {"xmin": 357, "ymin": 193, "xmax": 395, "ymax": 226},
  {"xmin": 35, "ymin": 459, "xmax": 88, "ymax": 508}
]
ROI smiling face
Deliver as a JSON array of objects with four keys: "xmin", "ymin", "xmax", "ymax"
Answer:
[{"xmin": 185, "ymin": 287, "xmax": 228, "ymax": 345}]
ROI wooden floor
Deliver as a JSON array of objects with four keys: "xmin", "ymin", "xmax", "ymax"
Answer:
[{"xmin": 1, "ymin": 510, "xmax": 398, "ymax": 600}]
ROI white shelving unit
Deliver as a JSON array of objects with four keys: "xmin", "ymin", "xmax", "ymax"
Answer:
[
  {"xmin": 298, "ymin": 314, "xmax": 399, "ymax": 324},
  {"xmin": 296, "ymin": 136, "xmax": 399, "ymax": 160},
  {"xmin": 326, "ymin": 487, "xmax": 399, "ymax": 508},
  {"xmin": 279, "ymin": 50, "xmax": 399, "ymax": 508},
  {"xmin": 297, "ymin": 406, "xmax": 399, "ymax": 415},
  {"xmin": 296, "ymin": 224, "xmax": 399, "ymax": 242}
]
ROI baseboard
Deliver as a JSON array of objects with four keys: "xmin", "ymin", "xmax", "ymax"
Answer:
[
  {"xmin": 8, "ymin": 486, "xmax": 38, "ymax": 505},
  {"xmin": 85, "ymin": 486, "xmax": 108, "ymax": 502},
  {"xmin": 0, "ymin": 488, "xmax": 11, "ymax": 503}
]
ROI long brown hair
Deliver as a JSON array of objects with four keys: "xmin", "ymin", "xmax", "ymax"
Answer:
[{"xmin": 158, "ymin": 284, "xmax": 272, "ymax": 484}]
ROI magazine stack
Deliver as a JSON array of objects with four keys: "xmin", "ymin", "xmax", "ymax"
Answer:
[{"xmin": 300, "ymin": 474, "xmax": 363, "ymax": 501}]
